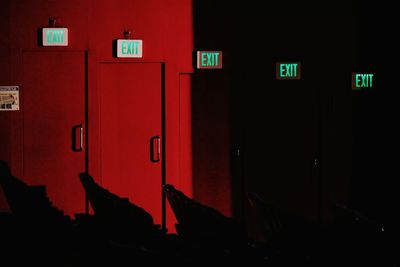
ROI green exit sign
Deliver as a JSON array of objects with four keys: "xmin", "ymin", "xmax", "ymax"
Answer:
[
  {"xmin": 197, "ymin": 51, "xmax": 222, "ymax": 69},
  {"xmin": 42, "ymin": 28, "xmax": 68, "ymax": 46},
  {"xmin": 117, "ymin": 39, "xmax": 143, "ymax": 58},
  {"xmin": 352, "ymin": 73, "xmax": 374, "ymax": 90},
  {"xmin": 276, "ymin": 62, "xmax": 301, "ymax": 80}
]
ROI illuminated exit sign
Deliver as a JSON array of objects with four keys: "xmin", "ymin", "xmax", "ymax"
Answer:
[
  {"xmin": 117, "ymin": 39, "xmax": 143, "ymax": 58},
  {"xmin": 276, "ymin": 62, "xmax": 301, "ymax": 80},
  {"xmin": 42, "ymin": 28, "xmax": 68, "ymax": 46},
  {"xmin": 197, "ymin": 51, "xmax": 222, "ymax": 69},
  {"xmin": 352, "ymin": 73, "xmax": 374, "ymax": 90}
]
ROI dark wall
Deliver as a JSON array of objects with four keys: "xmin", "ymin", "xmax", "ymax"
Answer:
[
  {"xmin": 192, "ymin": 0, "xmax": 234, "ymax": 216},
  {"xmin": 229, "ymin": 0, "xmax": 398, "ymax": 239},
  {"xmin": 190, "ymin": 0, "xmax": 393, "ymax": 227},
  {"xmin": 349, "ymin": 2, "xmax": 400, "ymax": 226}
]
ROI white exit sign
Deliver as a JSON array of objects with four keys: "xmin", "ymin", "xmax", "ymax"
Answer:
[
  {"xmin": 42, "ymin": 28, "xmax": 68, "ymax": 46},
  {"xmin": 117, "ymin": 39, "xmax": 143, "ymax": 58}
]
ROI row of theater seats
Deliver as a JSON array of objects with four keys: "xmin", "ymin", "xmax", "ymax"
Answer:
[
  {"xmin": 0, "ymin": 160, "xmax": 396, "ymax": 266},
  {"xmin": 0, "ymin": 162, "xmax": 71, "ymax": 226}
]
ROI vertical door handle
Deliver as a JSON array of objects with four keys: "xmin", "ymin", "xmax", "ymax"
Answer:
[
  {"xmin": 150, "ymin": 136, "xmax": 161, "ymax": 162},
  {"xmin": 72, "ymin": 125, "xmax": 84, "ymax": 152}
]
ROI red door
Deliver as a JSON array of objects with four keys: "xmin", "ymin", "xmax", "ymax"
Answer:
[
  {"xmin": 22, "ymin": 51, "xmax": 86, "ymax": 216},
  {"xmin": 99, "ymin": 63, "xmax": 162, "ymax": 225}
]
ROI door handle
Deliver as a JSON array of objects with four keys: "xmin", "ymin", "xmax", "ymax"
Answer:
[
  {"xmin": 150, "ymin": 136, "xmax": 161, "ymax": 162},
  {"xmin": 72, "ymin": 125, "xmax": 84, "ymax": 152}
]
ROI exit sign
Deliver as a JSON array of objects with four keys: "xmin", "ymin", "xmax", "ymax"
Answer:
[
  {"xmin": 42, "ymin": 28, "xmax": 68, "ymax": 46},
  {"xmin": 276, "ymin": 62, "xmax": 301, "ymax": 80},
  {"xmin": 352, "ymin": 73, "xmax": 374, "ymax": 90},
  {"xmin": 197, "ymin": 51, "xmax": 222, "ymax": 69},
  {"xmin": 117, "ymin": 39, "xmax": 143, "ymax": 58}
]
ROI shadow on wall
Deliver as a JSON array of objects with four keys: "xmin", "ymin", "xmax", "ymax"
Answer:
[{"xmin": 191, "ymin": 0, "xmax": 234, "ymax": 217}]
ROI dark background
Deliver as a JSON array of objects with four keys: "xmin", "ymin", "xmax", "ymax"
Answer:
[{"xmin": 192, "ymin": 0, "xmax": 400, "ymax": 238}]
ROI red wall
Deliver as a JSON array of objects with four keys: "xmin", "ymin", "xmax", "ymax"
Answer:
[{"xmin": 0, "ymin": 0, "xmax": 195, "ymax": 230}]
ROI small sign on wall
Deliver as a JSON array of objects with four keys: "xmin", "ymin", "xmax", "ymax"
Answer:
[
  {"xmin": 0, "ymin": 86, "xmax": 19, "ymax": 111},
  {"xmin": 276, "ymin": 62, "xmax": 301, "ymax": 80},
  {"xmin": 42, "ymin": 28, "xmax": 68, "ymax": 46},
  {"xmin": 197, "ymin": 51, "xmax": 223, "ymax": 69},
  {"xmin": 352, "ymin": 73, "xmax": 374, "ymax": 90},
  {"xmin": 117, "ymin": 39, "xmax": 143, "ymax": 58},
  {"xmin": 197, "ymin": 51, "xmax": 222, "ymax": 69}
]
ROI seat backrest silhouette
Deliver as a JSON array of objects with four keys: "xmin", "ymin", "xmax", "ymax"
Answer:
[
  {"xmin": 79, "ymin": 172, "xmax": 156, "ymax": 233},
  {"xmin": 247, "ymin": 192, "xmax": 284, "ymax": 243},
  {"xmin": 0, "ymin": 160, "xmax": 71, "ymax": 225},
  {"xmin": 333, "ymin": 203, "xmax": 386, "ymax": 236},
  {"xmin": 163, "ymin": 184, "xmax": 244, "ymax": 245}
]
